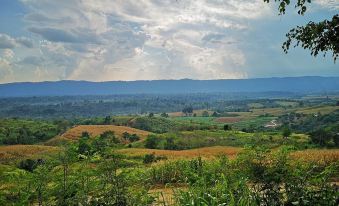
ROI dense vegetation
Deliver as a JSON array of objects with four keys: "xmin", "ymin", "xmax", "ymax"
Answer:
[
  {"xmin": 0, "ymin": 119, "xmax": 60, "ymax": 145},
  {"xmin": 1, "ymin": 93, "xmax": 337, "ymax": 119},
  {"xmin": 1, "ymin": 143, "xmax": 338, "ymax": 205}
]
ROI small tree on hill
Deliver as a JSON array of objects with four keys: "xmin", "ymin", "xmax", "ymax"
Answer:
[
  {"xmin": 81, "ymin": 131, "xmax": 90, "ymax": 139},
  {"xmin": 282, "ymin": 127, "xmax": 291, "ymax": 138},
  {"xmin": 182, "ymin": 106, "xmax": 193, "ymax": 116},
  {"xmin": 104, "ymin": 116, "xmax": 112, "ymax": 125},
  {"xmin": 160, "ymin": 112, "xmax": 169, "ymax": 118},
  {"xmin": 144, "ymin": 135, "xmax": 159, "ymax": 149},
  {"xmin": 202, "ymin": 111, "xmax": 209, "ymax": 117}
]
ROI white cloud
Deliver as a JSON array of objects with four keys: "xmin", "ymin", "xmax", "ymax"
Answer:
[
  {"xmin": 0, "ymin": 58, "xmax": 13, "ymax": 81},
  {"xmin": 0, "ymin": 34, "xmax": 16, "ymax": 49},
  {"xmin": 13, "ymin": 0, "xmax": 273, "ymax": 82},
  {"xmin": 2, "ymin": 49, "xmax": 15, "ymax": 60},
  {"xmin": 314, "ymin": 0, "xmax": 339, "ymax": 10}
]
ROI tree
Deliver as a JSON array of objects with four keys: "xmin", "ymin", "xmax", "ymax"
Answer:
[
  {"xmin": 333, "ymin": 133, "xmax": 339, "ymax": 147},
  {"xmin": 81, "ymin": 131, "xmax": 90, "ymax": 139},
  {"xmin": 144, "ymin": 135, "xmax": 159, "ymax": 149},
  {"xmin": 310, "ymin": 129, "xmax": 332, "ymax": 146},
  {"xmin": 282, "ymin": 127, "xmax": 291, "ymax": 138},
  {"xmin": 160, "ymin": 112, "xmax": 169, "ymax": 118},
  {"xmin": 18, "ymin": 159, "xmax": 38, "ymax": 172},
  {"xmin": 104, "ymin": 116, "xmax": 112, "ymax": 125},
  {"xmin": 264, "ymin": 0, "xmax": 338, "ymax": 61},
  {"xmin": 182, "ymin": 106, "xmax": 193, "ymax": 116},
  {"xmin": 202, "ymin": 111, "xmax": 209, "ymax": 117},
  {"xmin": 148, "ymin": 113, "xmax": 154, "ymax": 118},
  {"xmin": 336, "ymin": 101, "xmax": 339, "ymax": 106},
  {"xmin": 223, "ymin": 124, "xmax": 231, "ymax": 131},
  {"xmin": 164, "ymin": 136, "xmax": 178, "ymax": 150},
  {"xmin": 100, "ymin": 131, "xmax": 120, "ymax": 144}
]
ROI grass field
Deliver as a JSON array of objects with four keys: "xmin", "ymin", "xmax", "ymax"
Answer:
[
  {"xmin": 296, "ymin": 105, "xmax": 339, "ymax": 115},
  {"xmin": 118, "ymin": 146, "xmax": 241, "ymax": 160},
  {"xmin": 60, "ymin": 125, "xmax": 150, "ymax": 140},
  {"xmin": 291, "ymin": 149, "xmax": 339, "ymax": 166},
  {"xmin": 0, "ymin": 145, "xmax": 60, "ymax": 163}
]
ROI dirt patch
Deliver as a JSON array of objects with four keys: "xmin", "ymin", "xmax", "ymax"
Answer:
[{"xmin": 214, "ymin": 117, "xmax": 242, "ymax": 123}]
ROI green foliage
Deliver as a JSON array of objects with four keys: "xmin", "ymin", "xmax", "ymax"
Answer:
[
  {"xmin": 160, "ymin": 112, "xmax": 169, "ymax": 118},
  {"xmin": 309, "ymin": 129, "xmax": 333, "ymax": 147},
  {"xmin": 202, "ymin": 110, "xmax": 209, "ymax": 117},
  {"xmin": 223, "ymin": 124, "xmax": 231, "ymax": 131},
  {"xmin": 182, "ymin": 106, "xmax": 193, "ymax": 116},
  {"xmin": 282, "ymin": 126, "xmax": 291, "ymax": 137},
  {"xmin": 284, "ymin": 14, "xmax": 339, "ymax": 61},
  {"xmin": 264, "ymin": 0, "xmax": 338, "ymax": 61},
  {"xmin": 144, "ymin": 134, "xmax": 161, "ymax": 149},
  {"xmin": 122, "ymin": 132, "xmax": 140, "ymax": 142},
  {"xmin": 18, "ymin": 159, "xmax": 42, "ymax": 172},
  {"xmin": 0, "ymin": 119, "xmax": 60, "ymax": 145},
  {"xmin": 142, "ymin": 153, "xmax": 166, "ymax": 164}
]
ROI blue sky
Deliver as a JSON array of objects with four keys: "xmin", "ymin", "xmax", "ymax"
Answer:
[{"xmin": 0, "ymin": 0, "xmax": 338, "ymax": 83}]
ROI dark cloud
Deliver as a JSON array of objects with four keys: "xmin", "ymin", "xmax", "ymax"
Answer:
[{"xmin": 0, "ymin": 34, "xmax": 16, "ymax": 49}]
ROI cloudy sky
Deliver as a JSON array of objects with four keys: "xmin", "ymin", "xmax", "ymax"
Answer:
[{"xmin": 0, "ymin": 0, "xmax": 338, "ymax": 83}]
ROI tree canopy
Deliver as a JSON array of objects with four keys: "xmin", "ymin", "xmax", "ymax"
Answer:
[{"xmin": 264, "ymin": 0, "xmax": 338, "ymax": 61}]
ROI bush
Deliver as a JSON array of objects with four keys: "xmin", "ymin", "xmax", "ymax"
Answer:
[{"xmin": 144, "ymin": 135, "xmax": 161, "ymax": 149}]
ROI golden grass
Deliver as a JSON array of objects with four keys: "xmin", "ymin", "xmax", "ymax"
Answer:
[
  {"xmin": 0, "ymin": 145, "xmax": 60, "ymax": 163},
  {"xmin": 291, "ymin": 149, "xmax": 339, "ymax": 165},
  {"xmin": 56, "ymin": 125, "xmax": 151, "ymax": 141},
  {"xmin": 118, "ymin": 146, "xmax": 242, "ymax": 160}
]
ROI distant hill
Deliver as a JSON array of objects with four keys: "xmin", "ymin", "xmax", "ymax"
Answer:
[{"xmin": 0, "ymin": 77, "xmax": 339, "ymax": 97}]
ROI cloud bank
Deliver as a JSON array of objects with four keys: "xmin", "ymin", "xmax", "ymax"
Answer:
[{"xmin": 0, "ymin": 0, "xmax": 337, "ymax": 83}]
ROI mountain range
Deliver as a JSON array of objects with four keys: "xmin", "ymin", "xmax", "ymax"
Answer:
[{"xmin": 1, "ymin": 76, "xmax": 339, "ymax": 97}]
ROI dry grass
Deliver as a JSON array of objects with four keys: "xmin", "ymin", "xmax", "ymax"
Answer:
[
  {"xmin": 0, "ymin": 145, "xmax": 60, "ymax": 163},
  {"xmin": 214, "ymin": 117, "xmax": 243, "ymax": 123},
  {"xmin": 291, "ymin": 149, "xmax": 339, "ymax": 165},
  {"xmin": 54, "ymin": 125, "xmax": 151, "ymax": 141},
  {"xmin": 296, "ymin": 106, "xmax": 339, "ymax": 115},
  {"xmin": 119, "ymin": 146, "xmax": 242, "ymax": 160}
]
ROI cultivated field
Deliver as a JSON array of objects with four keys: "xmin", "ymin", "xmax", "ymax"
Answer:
[
  {"xmin": 119, "ymin": 146, "xmax": 241, "ymax": 160},
  {"xmin": 60, "ymin": 125, "xmax": 150, "ymax": 140},
  {"xmin": 0, "ymin": 145, "xmax": 60, "ymax": 163}
]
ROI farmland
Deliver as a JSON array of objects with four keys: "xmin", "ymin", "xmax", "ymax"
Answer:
[{"xmin": 0, "ymin": 94, "xmax": 338, "ymax": 205}]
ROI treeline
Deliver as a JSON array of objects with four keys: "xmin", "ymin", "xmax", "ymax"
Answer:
[{"xmin": 1, "ymin": 93, "xmax": 334, "ymax": 119}]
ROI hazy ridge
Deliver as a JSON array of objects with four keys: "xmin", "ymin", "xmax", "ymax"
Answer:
[{"xmin": 1, "ymin": 76, "xmax": 339, "ymax": 97}]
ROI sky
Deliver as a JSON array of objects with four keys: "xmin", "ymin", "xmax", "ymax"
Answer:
[{"xmin": 0, "ymin": 0, "xmax": 338, "ymax": 83}]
